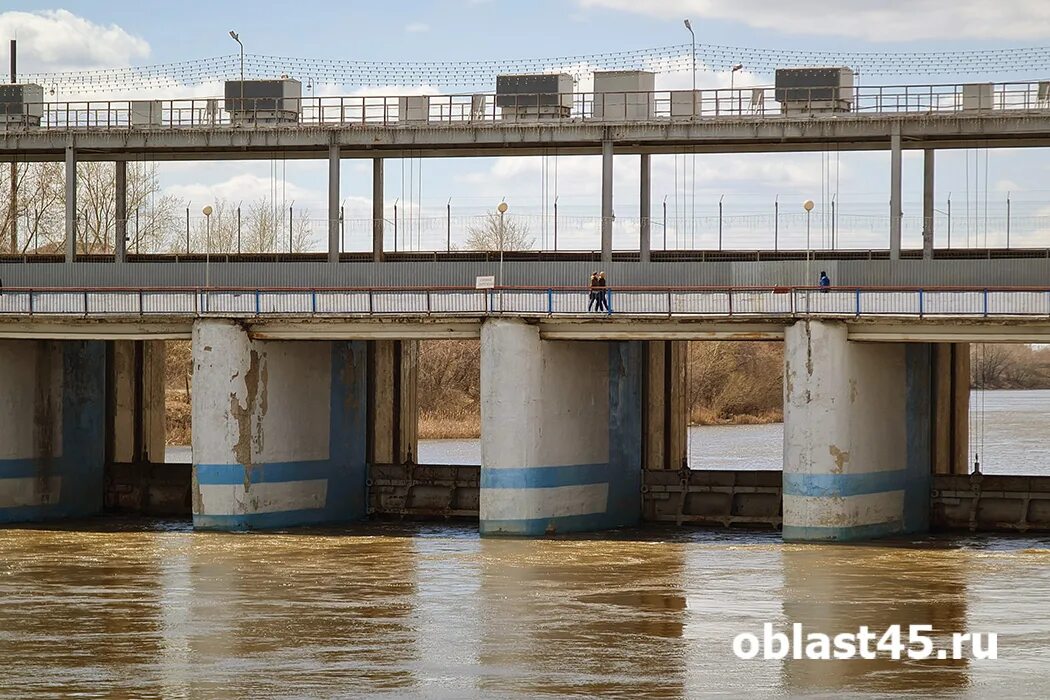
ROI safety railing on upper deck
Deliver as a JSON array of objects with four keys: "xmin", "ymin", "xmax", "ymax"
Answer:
[
  {"xmin": 2, "ymin": 286, "xmax": 1050, "ymax": 319},
  {"xmin": 2, "ymin": 80, "xmax": 1049, "ymax": 131}
]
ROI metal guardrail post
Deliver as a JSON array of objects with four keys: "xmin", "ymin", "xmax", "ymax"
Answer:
[
  {"xmin": 983, "ymin": 289, "xmax": 989, "ymax": 317},
  {"xmin": 918, "ymin": 289, "xmax": 924, "ymax": 318},
  {"xmin": 254, "ymin": 290, "xmax": 260, "ymax": 316},
  {"xmin": 28, "ymin": 291, "xmax": 33, "ymax": 316},
  {"xmin": 138, "ymin": 289, "xmax": 144, "ymax": 316},
  {"xmin": 311, "ymin": 290, "xmax": 317, "ymax": 315},
  {"xmin": 727, "ymin": 289, "xmax": 733, "ymax": 316},
  {"xmin": 855, "ymin": 289, "xmax": 861, "ymax": 318},
  {"xmin": 82, "ymin": 290, "xmax": 89, "ymax": 317},
  {"xmin": 547, "ymin": 288, "xmax": 553, "ymax": 316}
]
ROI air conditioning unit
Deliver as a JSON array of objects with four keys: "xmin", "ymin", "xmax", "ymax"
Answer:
[
  {"xmin": 130, "ymin": 100, "xmax": 163, "ymax": 127},
  {"xmin": 774, "ymin": 67, "xmax": 854, "ymax": 115},
  {"xmin": 592, "ymin": 70, "xmax": 655, "ymax": 121},
  {"xmin": 224, "ymin": 78, "xmax": 302, "ymax": 125},
  {"xmin": 496, "ymin": 73, "xmax": 573, "ymax": 121},
  {"xmin": 397, "ymin": 95, "xmax": 430, "ymax": 123},
  {"xmin": 961, "ymin": 83, "xmax": 994, "ymax": 110},
  {"xmin": 0, "ymin": 83, "xmax": 44, "ymax": 127}
]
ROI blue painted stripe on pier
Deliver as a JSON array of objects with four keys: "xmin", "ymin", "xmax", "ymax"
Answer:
[
  {"xmin": 480, "ymin": 463, "xmax": 610, "ymax": 489},
  {"xmin": 195, "ymin": 460, "xmax": 336, "ymax": 486},
  {"xmin": 0, "ymin": 459, "xmax": 47, "ymax": 480},
  {"xmin": 782, "ymin": 469, "xmax": 907, "ymax": 498},
  {"xmin": 782, "ymin": 520, "xmax": 903, "ymax": 543}
]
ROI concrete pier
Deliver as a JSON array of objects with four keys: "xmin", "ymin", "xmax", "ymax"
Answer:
[
  {"xmin": 479, "ymin": 320, "xmax": 643, "ymax": 536},
  {"xmin": 643, "ymin": 340, "xmax": 688, "ymax": 472},
  {"xmin": 0, "ymin": 339, "xmax": 106, "ymax": 522},
  {"xmin": 191, "ymin": 320, "xmax": 369, "ymax": 529},
  {"xmin": 783, "ymin": 320, "xmax": 932, "ymax": 541},
  {"xmin": 369, "ymin": 339, "xmax": 419, "ymax": 465},
  {"xmin": 107, "ymin": 340, "xmax": 166, "ymax": 465}
]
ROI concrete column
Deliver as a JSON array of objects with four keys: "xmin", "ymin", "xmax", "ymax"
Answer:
[
  {"xmin": 933, "ymin": 343, "xmax": 970, "ymax": 476},
  {"xmin": 108, "ymin": 340, "xmax": 166, "ymax": 464},
  {"xmin": 65, "ymin": 144, "xmax": 76, "ymax": 262},
  {"xmin": 952, "ymin": 343, "xmax": 971, "ymax": 473},
  {"xmin": 115, "ymin": 160, "xmax": 127, "ymax": 262},
  {"xmin": 889, "ymin": 125, "xmax": 902, "ymax": 260},
  {"xmin": 368, "ymin": 339, "xmax": 418, "ymax": 464},
  {"xmin": 643, "ymin": 340, "xmax": 688, "ymax": 471},
  {"xmin": 0, "ymin": 339, "xmax": 106, "ymax": 523},
  {"xmin": 191, "ymin": 320, "xmax": 368, "ymax": 529},
  {"xmin": 783, "ymin": 320, "xmax": 932, "ymax": 541},
  {"xmin": 601, "ymin": 140, "xmax": 614, "ymax": 264},
  {"xmin": 328, "ymin": 144, "xmax": 340, "ymax": 263},
  {"xmin": 480, "ymin": 319, "xmax": 643, "ymax": 536},
  {"xmin": 372, "ymin": 158, "xmax": 384, "ymax": 262},
  {"xmin": 639, "ymin": 153, "xmax": 651, "ymax": 262},
  {"xmin": 922, "ymin": 149, "xmax": 935, "ymax": 259}
]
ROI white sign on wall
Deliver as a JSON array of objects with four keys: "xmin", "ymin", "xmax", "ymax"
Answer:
[{"xmin": 475, "ymin": 275, "xmax": 496, "ymax": 289}]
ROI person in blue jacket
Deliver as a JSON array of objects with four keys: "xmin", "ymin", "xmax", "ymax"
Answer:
[{"xmin": 819, "ymin": 271, "xmax": 831, "ymax": 293}]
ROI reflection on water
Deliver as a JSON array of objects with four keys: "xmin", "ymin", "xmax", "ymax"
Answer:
[{"xmin": 1, "ymin": 523, "xmax": 1049, "ymax": 697}]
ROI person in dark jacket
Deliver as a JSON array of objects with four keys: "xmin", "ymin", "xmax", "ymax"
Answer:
[
  {"xmin": 588, "ymin": 271, "xmax": 600, "ymax": 311},
  {"xmin": 596, "ymin": 271, "xmax": 609, "ymax": 312},
  {"xmin": 819, "ymin": 271, "xmax": 831, "ymax": 293}
]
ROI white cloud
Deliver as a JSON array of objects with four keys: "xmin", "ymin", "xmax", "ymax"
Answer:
[
  {"xmin": 0, "ymin": 9, "xmax": 149, "ymax": 73},
  {"xmin": 577, "ymin": 0, "xmax": 1050, "ymax": 41},
  {"xmin": 404, "ymin": 22, "xmax": 431, "ymax": 33}
]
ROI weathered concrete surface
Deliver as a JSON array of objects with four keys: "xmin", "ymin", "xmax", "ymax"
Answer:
[
  {"xmin": 479, "ymin": 319, "xmax": 643, "ymax": 536},
  {"xmin": 782, "ymin": 320, "xmax": 932, "ymax": 541},
  {"xmin": 0, "ymin": 339, "xmax": 106, "ymax": 522},
  {"xmin": 369, "ymin": 339, "xmax": 418, "ymax": 465},
  {"xmin": 190, "ymin": 319, "xmax": 368, "ymax": 529},
  {"xmin": 109, "ymin": 340, "xmax": 166, "ymax": 464},
  {"xmin": 932, "ymin": 343, "xmax": 971, "ymax": 475},
  {"xmin": 105, "ymin": 462, "xmax": 191, "ymax": 516},
  {"xmin": 643, "ymin": 340, "xmax": 688, "ymax": 472}
]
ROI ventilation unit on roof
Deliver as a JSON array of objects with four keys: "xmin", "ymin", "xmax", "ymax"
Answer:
[
  {"xmin": 774, "ymin": 67, "xmax": 854, "ymax": 115},
  {"xmin": 224, "ymin": 78, "xmax": 302, "ymax": 125},
  {"xmin": 495, "ymin": 73, "xmax": 573, "ymax": 121},
  {"xmin": 0, "ymin": 84, "xmax": 44, "ymax": 127}
]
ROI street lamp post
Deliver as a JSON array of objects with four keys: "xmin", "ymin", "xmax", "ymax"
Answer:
[
  {"xmin": 229, "ymin": 31, "xmax": 244, "ymax": 109},
  {"xmin": 497, "ymin": 201, "xmax": 508, "ymax": 311},
  {"xmin": 202, "ymin": 205, "xmax": 213, "ymax": 295},
  {"xmin": 803, "ymin": 200, "xmax": 814, "ymax": 287},
  {"xmin": 731, "ymin": 64, "xmax": 743, "ymax": 113},
  {"xmin": 683, "ymin": 19, "xmax": 696, "ymax": 115}
]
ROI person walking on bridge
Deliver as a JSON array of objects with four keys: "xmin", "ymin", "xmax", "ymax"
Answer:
[
  {"xmin": 819, "ymin": 271, "xmax": 831, "ymax": 293},
  {"xmin": 596, "ymin": 271, "xmax": 609, "ymax": 312},
  {"xmin": 588, "ymin": 271, "xmax": 600, "ymax": 311}
]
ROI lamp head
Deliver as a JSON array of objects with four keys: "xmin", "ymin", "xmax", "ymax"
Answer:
[
  {"xmin": 732, "ymin": 64, "xmax": 743, "ymax": 72},
  {"xmin": 683, "ymin": 19, "xmax": 692, "ymax": 30},
  {"xmin": 202, "ymin": 205, "xmax": 213, "ymax": 216},
  {"xmin": 803, "ymin": 200, "xmax": 815, "ymax": 212},
  {"xmin": 229, "ymin": 30, "xmax": 239, "ymax": 41},
  {"xmin": 497, "ymin": 202, "xmax": 508, "ymax": 214}
]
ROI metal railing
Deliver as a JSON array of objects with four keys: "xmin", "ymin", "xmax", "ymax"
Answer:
[
  {"xmin": 2, "ymin": 286, "xmax": 1050, "ymax": 319},
  {"xmin": 2, "ymin": 80, "xmax": 1048, "ymax": 131}
]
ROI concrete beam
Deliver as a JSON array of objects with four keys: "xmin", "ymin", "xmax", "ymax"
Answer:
[
  {"xmin": 108, "ymin": 340, "xmax": 166, "ymax": 464},
  {"xmin": 0, "ymin": 320, "xmax": 193, "ymax": 340},
  {"xmin": 64, "ymin": 144, "xmax": 75, "ymax": 263},
  {"xmin": 249, "ymin": 319, "xmax": 483, "ymax": 340},
  {"xmin": 328, "ymin": 143, "xmax": 340, "ymax": 263},
  {"xmin": 601, "ymin": 140, "xmax": 614, "ymax": 264},
  {"xmin": 889, "ymin": 124, "xmax": 902, "ymax": 261},
  {"xmin": 115, "ymin": 160, "xmax": 127, "ymax": 263}
]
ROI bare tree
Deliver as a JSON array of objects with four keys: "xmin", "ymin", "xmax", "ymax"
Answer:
[{"xmin": 463, "ymin": 212, "xmax": 533, "ymax": 251}]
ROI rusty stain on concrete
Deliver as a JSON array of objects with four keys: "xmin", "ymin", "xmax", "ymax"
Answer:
[
  {"xmin": 230, "ymin": 348, "xmax": 265, "ymax": 494},
  {"xmin": 849, "ymin": 378, "xmax": 858, "ymax": 404},
  {"xmin": 829, "ymin": 444, "xmax": 850, "ymax": 472}
]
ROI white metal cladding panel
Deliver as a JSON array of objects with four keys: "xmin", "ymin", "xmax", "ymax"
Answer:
[
  {"xmin": 922, "ymin": 291, "xmax": 984, "ymax": 315},
  {"xmin": 987, "ymin": 291, "xmax": 1050, "ymax": 316},
  {"xmin": 494, "ymin": 290, "xmax": 547, "ymax": 313},
  {"xmin": 86, "ymin": 291, "xmax": 139, "ymax": 314},
  {"xmin": 0, "ymin": 293, "xmax": 31, "ymax": 314},
  {"xmin": 608, "ymin": 291, "xmax": 669, "ymax": 314},
  {"xmin": 428, "ymin": 291, "xmax": 487, "ymax": 313},
  {"xmin": 202, "ymin": 292, "xmax": 255, "ymax": 314},
  {"xmin": 730, "ymin": 291, "xmax": 793, "ymax": 315},
  {"xmin": 258, "ymin": 292, "xmax": 313, "ymax": 314},
  {"xmin": 670, "ymin": 291, "xmax": 731, "ymax": 314},
  {"xmin": 373, "ymin": 292, "xmax": 428, "ymax": 314},
  {"xmin": 31, "ymin": 292, "xmax": 85, "ymax": 314},
  {"xmin": 314, "ymin": 291, "xmax": 370, "ymax": 314},
  {"xmin": 142, "ymin": 292, "xmax": 196, "ymax": 315},
  {"xmin": 795, "ymin": 290, "xmax": 855, "ymax": 315},
  {"xmin": 856, "ymin": 291, "xmax": 920, "ymax": 315}
]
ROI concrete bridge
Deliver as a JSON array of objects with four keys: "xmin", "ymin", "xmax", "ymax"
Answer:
[{"xmin": 2, "ymin": 283, "xmax": 1047, "ymax": 541}]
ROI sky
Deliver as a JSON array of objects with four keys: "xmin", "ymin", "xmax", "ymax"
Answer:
[{"xmin": 2, "ymin": 1, "xmax": 1050, "ymax": 252}]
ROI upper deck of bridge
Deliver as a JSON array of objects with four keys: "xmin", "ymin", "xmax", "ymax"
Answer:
[{"xmin": 3, "ymin": 80, "xmax": 1050, "ymax": 160}]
